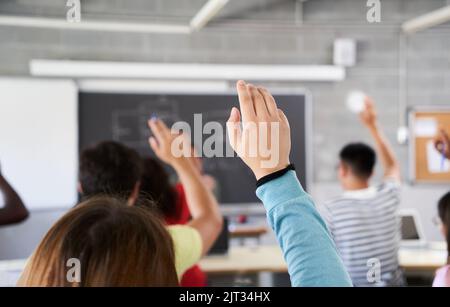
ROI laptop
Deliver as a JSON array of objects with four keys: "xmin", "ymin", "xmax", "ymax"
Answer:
[{"xmin": 399, "ymin": 209, "xmax": 427, "ymax": 248}]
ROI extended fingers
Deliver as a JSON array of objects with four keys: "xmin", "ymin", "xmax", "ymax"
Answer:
[
  {"xmin": 247, "ymin": 84, "xmax": 268, "ymax": 118},
  {"xmin": 148, "ymin": 118, "xmax": 170, "ymax": 147},
  {"xmin": 258, "ymin": 87, "xmax": 278, "ymax": 118},
  {"xmin": 236, "ymin": 80, "xmax": 256, "ymax": 123}
]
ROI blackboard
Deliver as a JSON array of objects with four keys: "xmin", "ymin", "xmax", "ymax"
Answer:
[{"xmin": 79, "ymin": 92, "xmax": 310, "ymax": 205}]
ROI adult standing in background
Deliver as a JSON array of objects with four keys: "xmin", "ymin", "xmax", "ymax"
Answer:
[{"xmin": 0, "ymin": 162, "xmax": 29, "ymax": 226}]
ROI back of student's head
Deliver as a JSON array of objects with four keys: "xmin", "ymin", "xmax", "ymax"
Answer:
[
  {"xmin": 438, "ymin": 191, "xmax": 450, "ymax": 255},
  {"xmin": 79, "ymin": 141, "xmax": 142, "ymax": 198},
  {"xmin": 21, "ymin": 196, "xmax": 178, "ymax": 286},
  {"xmin": 140, "ymin": 157, "xmax": 178, "ymax": 220},
  {"xmin": 339, "ymin": 142, "xmax": 376, "ymax": 180}
]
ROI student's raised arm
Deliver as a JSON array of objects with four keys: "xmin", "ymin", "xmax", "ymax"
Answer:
[
  {"xmin": 0, "ymin": 163, "xmax": 29, "ymax": 225},
  {"xmin": 226, "ymin": 80, "xmax": 352, "ymax": 287},
  {"xmin": 360, "ymin": 97, "xmax": 401, "ymax": 182},
  {"xmin": 148, "ymin": 119, "xmax": 223, "ymax": 256}
]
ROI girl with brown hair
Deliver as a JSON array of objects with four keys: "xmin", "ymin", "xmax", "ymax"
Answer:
[{"xmin": 18, "ymin": 196, "xmax": 178, "ymax": 287}]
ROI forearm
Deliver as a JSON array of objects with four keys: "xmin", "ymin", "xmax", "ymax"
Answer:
[
  {"xmin": 256, "ymin": 171, "xmax": 352, "ymax": 287},
  {"xmin": 173, "ymin": 159, "xmax": 222, "ymax": 253},
  {"xmin": 174, "ymin": 159, "xmax": 220, "ymax": 220},
  {"xmin": 367, "ymin": 124, "xmax": 399, "ymax": 177},
  {"xmin": 147, "ymin": 117, "xmax": 222, "ymax": 254},
  {"xmin": 0, "ymin": 175, "xmax": 29, "ymax": 225}
]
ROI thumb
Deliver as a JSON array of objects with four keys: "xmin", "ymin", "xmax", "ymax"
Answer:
[
  {"xmin": 228, "ymin": 106, "xmax": 240, "ymax": 123},
  {"xmin": 227, "ymin": 107, "xmax": 242, "ymax": 153}
]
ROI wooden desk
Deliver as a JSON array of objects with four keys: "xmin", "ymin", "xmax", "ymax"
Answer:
[
  {"xmin": 0, "ymin": 244, "xmax": 447, "ymax": 284},
  {"xmin": 200, "ymin": 244, "xmax": 448, "ymax": 275},
  {"xmin": 399, "ymin": 243, "xmax": 447, "ymax": 273},
  {"xmin": 200, "ymin": 245, "xmax": 286, "ymax": 275},
  {"xmin": 229, "ymin": 226, "xmax": 268, "ymax": 239}
]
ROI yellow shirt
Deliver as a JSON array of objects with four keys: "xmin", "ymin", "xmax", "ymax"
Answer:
[{"xmin": 167, "ymin": 225, "xmax": 202, "ymax": 278}]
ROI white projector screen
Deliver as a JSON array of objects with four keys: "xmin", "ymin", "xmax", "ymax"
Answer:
[{"xmin": 0, "ymin": 78, "xmax": 78, "ymax": 210}]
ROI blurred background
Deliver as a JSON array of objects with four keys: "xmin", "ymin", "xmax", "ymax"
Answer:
[{"xmin": 1, "ymin": 0, "xmax": 450, "ymax": 286}]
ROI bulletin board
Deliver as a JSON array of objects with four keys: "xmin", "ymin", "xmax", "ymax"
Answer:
[{"xmin": 409, "ymin": 106, "xmax": 450, "ymax": 183}]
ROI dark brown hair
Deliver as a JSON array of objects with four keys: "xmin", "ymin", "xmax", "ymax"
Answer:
[
  {"xmin": 19, "ymin": 196, "xmax": 178, "ymax": 287},
  {"xmin": 79, "ymin": 141, "xmax": 142, "ymax": 199},
  {"xmin": 438, "ymin": 191, "xmax": 450, "ymax": 258},
  {"xmin": 140, "ymin": 157, "xmax": 179, "ymax": 220},
  {"xmin": 340, "ymin": 142, "xmax": 376, "ymax": 180}
]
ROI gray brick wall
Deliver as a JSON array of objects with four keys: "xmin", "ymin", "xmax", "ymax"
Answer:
[{"xmin": 0, "ymin": 0, "xmax": 449, "ymax": 182}]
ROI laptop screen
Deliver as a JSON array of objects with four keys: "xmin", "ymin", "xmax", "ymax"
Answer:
[
  {"xmin": 401, "ymin": 215, "xmax": 420, "ymax": 240},
  {"xmin": 207, "ymin": 217, "xmax": 229, "ymax": 255}
]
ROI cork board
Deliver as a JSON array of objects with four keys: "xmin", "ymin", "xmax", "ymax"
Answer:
[{"xmin": 409, "ymin": 107, "xmax": 450, "ymax": 183}]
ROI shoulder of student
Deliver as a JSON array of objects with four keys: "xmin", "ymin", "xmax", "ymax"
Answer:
[
  {"xmin": 378, "ymin": 176, "xmax": 402, "ymax": 193},
  {"xmin": 167, "ymin": 225, "xmax": 203, "ymax": 278}
]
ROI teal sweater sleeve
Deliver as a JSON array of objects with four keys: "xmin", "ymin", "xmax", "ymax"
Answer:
[{"xmin": 256, "ymin": 170, "xmax": 352, "ymax": 287}]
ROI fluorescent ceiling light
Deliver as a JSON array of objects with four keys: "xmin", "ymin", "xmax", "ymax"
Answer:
[
  {"xmin": 402, "ymin": 5, "xmax": 450, "ymax": 34},
  {"xmin": 0, "ymin": 1, "xmax": 228, "ymax": 33},
  {"xmin": 0, "ymin": 15, "xmax": 191, "ymax": 34},
  {"xmin": 30, "ymin": 60, "xmax": 346, "ymax": 82},
  {"xmin": 190, "ymin": 0, "xmax": 229, "ymax": 31},
  {"xmin": 77, "ymin": 79, "xmax": 230, "ymax": 93}
]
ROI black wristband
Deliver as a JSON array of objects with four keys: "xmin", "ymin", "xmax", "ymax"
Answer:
[{"xmin": 256, "ymin": 164, "xmax": 296, "ymax": 188}]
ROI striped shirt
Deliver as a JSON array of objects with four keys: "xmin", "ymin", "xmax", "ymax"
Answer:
[{"xmin": 320, "ymin": 179, "xmax": 404, "ymax": 287}]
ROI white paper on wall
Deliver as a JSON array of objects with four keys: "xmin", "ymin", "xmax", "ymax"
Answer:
[
  {"xmin": 414, "ymin": 118, "xmax": 438, "ymax": 137},
  {"xmin": 426, "ymin": 140, "xmax": 450, "ymax": 173}
]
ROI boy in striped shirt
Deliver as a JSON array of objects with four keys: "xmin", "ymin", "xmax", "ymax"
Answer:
[{"xmin": 321, "ymin": 97, "xmax": 404, "ymax": 287}]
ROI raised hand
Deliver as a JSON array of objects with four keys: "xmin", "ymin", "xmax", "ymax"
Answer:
[
  {"xmin": 434, "ymin": 129, "xmax": 450, "ymax": 159},
  {"xmin": 148, "ymin": 116, "xmax": 222, "ymax": 258},
  {"xmin": 359, "ymin": 96, "xmax": 378, "ymax": 128},
  {"xmin": 227, "ymin": 80, "xmax": 291, "ymax": 180},
  {"xmin": 148, "ymin": 118, "xmax": 191, "ymax": 168}
]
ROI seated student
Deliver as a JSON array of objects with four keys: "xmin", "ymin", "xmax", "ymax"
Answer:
[
  {"xmin": 140, "ymin": 157, "xmax": 208, "ymax": 287},
  {"xmin": 320, "ymin": 98, "xmax": 404, "ymax": 286},
  {"xmin": 78, "ymin": 139, "xmax": 222, "ymax": 279},
  {"xmin": 433, "ymin": 191, "xmax": 450, "ymax": 287},
  {"xmin": 78, "ymin": 141, "xmax": 142, "ymax": 204},
  {"xmin": 18, "ymin": 196, "xmax": 178, "ymax": 286},
  {"xmin": 0, "ymin": 162, "xmax": 29, "ymax": 226},
  {"xmin": 434, "ymin": 129, "xmax": 450, "ymax": 160},
  {"xmin": 226, "ymin": 80, "xmax": 352, "ymax": 286}
]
